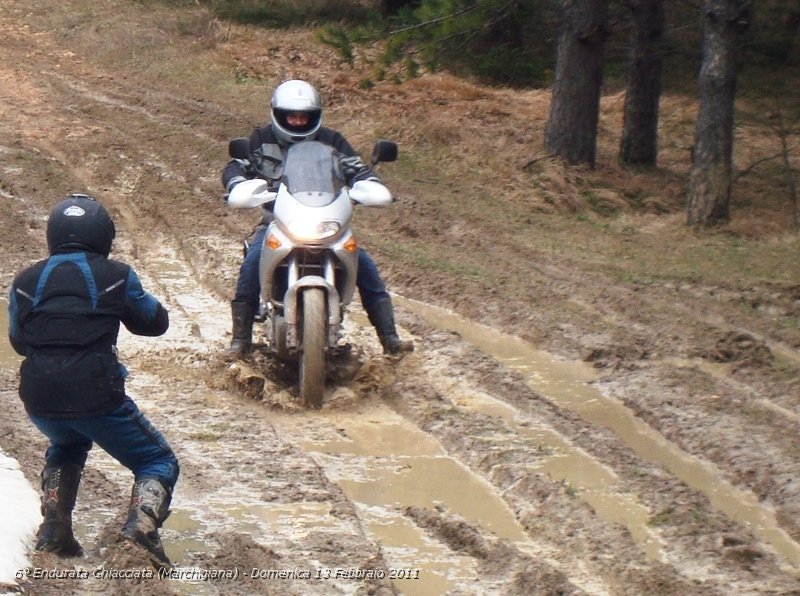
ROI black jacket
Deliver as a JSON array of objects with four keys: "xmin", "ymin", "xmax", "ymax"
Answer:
[
  {"xmin": 8, "ymin": 249, "xmax": 169, "ymax": 418},
  {"xmin": 222, "ymin": 125, "xmax": 379, "ymax": 196}
]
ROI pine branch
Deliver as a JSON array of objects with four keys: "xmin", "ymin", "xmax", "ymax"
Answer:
[{"xmin": 389, "ymin": 2, "xmax": 483, "ymax": 36}]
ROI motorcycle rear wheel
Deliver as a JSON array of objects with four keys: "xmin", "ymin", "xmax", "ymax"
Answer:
[{"xmin": 299, "ymin": 287, "xmax": 326, "ymax": 408}]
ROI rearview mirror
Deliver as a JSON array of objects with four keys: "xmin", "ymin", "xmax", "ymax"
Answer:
[
  {"xmin": 229, "ymin": 137, "xmax": 251, "ymax": 160},
  {"xmin": 371, "ymin": 140, "xmax": 398, "ymax": 165}
]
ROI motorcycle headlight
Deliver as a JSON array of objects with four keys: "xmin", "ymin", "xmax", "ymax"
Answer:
[{"xmin": 286, "ymin": 220, "xmax": 340, "ymax": 241}]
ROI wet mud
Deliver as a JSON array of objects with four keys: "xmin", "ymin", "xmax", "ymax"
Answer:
[{"xmin": 0, "ymin": 1, "xmax": 798, "ymax": 594}]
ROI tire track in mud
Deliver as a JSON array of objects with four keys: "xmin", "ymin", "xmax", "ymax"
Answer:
[
  {"xmin": 382, "ymin": 309, "xmax": 798, "ymax": 592},
  {"xmin": 396, "ymin": 227, "xmax": 800, "ymax": 576},
  {"xmin": 398, "ymin": 299, "xmax": 800, "ymax": 568}
]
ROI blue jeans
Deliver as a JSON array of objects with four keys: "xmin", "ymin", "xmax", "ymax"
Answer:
[
  {"xmin": 29, "ymin": 398, "xmax": 179, "ymax": 490},
  {"xmin": 234, "ymin": 226, "xmax": 389, "ymax": 311}
]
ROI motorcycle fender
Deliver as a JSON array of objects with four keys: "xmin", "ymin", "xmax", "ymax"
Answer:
[
  {"xmin": 271, "ymin": 315, "xmax": 289, "ymax": 360},
  {"xmin": 283, "ymin": 276, "xmax": 342, "ymax": 349}
]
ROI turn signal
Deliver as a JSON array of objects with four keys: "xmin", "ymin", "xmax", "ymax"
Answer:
[
  {"xmin": 344, "ymin": 237, "xmax": 358, "ymax": 253},
  {"xmin": 267, "ymin": 234, "xmax": 282, "ymax": 250}
]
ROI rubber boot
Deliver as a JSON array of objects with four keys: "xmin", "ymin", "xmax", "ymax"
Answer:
[
  {"xmin": 366, "ymin": 297, "xmax": 414, "ymax": 355},
  {"xmin": 121, "ymin": 477, "xmax": 173, "ymax": 570},
  {"xmin": 225, "ymin": 300, "xmax": 255, "ymax": 360},
  {"xmin": 35, "ymin": 465, "xmax": 83, "ymax": 557}
]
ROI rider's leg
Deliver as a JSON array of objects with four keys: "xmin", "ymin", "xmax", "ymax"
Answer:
[
  {"xmin": 78, "ymin": 398, "xmax": 179, "ymax": 568},
  {"xmin": 27, "ymin": 418, "xmax": 90, "ymax": 558},
  {"xmin": 357, "ymin": 249, "xmax": 413, "ymax": 355},
  {"xmin": 227, "ymin": 226, "xmax": 267, "ymax": 358}
]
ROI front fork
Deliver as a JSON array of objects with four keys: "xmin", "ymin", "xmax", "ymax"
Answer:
[{"xmin": 281, "ymin": 252, "xmax": 342, "ymax": 351}]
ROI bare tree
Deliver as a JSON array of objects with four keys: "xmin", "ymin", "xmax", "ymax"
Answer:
[
  {"xmin": 544, "ymin": 0, "xmax": 610, "ymax": 168},
  {"xmin": 734, "ymin": 96, "xmax": 800, "ymax": 231},
  {"xmin": 686, "ymin": 0, "xmax": 751, "ymax": 226},
  {"xmin": 775, "ymin": 105, "xmax": 800, "ymax": 231},
  {"xmin": 619, "ymin": 0, "xmax": 664, "ymax": 166}
]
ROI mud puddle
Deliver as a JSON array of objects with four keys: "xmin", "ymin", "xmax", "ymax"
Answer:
[
  {"xmin": 124, "ymin": 247, "xmax": 231, "ymax": 347},
  {"xmin": 428, "ymin": 378, "xmax": 666, "ymax": 562},
  {"xmin": 268, "ymin": 405, "xmax": 538, "ymax": 596},
  {"xmin": 397, "ymin": 296, "xmax": 800, "ymax": 572}
]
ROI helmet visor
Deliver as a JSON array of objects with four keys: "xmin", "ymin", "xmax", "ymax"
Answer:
[{"xmin": 273, "ymin": 108, "xmax": 321, "ymax": 135}]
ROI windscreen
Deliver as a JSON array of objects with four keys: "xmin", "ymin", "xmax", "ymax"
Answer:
[{"xmin": 281, "ymin": 141, "xmax": 346, "ymax": 207}]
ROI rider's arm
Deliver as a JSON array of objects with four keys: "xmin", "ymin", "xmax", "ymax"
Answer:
[
  {"xmin": 120, "ymin": 268, "xmax": 170, "ymax": 337},
  {"xmin": 322, "ymin": 129, "xmax": 382, "ymax": 186},
  {"xmin": 221, "ymin": 129, "xmax": 265, "ymax": 196},
  {"xmin": 222, "ymin": 159, "xmax": 249, "ymax": 195}
]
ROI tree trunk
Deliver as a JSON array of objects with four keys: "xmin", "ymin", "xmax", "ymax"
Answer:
[
  {"xmin": 619, "ymin": 0, "xmax": 664, "ymax": 166},
  {"xmin": 544, "ymin": 0, "xmax": 610, "ymax": 168},
  {"xmin": 686, "ymin": 0, "xmax": 751, "ymax": 226}
]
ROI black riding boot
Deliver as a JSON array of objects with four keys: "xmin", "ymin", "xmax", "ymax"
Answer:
[
  {"xmin": 366, "ymin": 297, "xmax": 414, "ymax": 355},
  {"xmin": 35, "ymin": 465, "xmax": 83, "ymax": 557},
  {"xmin": 225, "ymin": 300, "xmax": 255, "ymax": 360},
  {"xmin": 121, "ymin": 477, "xmax": 173, "ymax": 569}
]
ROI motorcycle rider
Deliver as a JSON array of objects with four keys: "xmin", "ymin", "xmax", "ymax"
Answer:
[
  {"xmin": 7, "ymin": 194, "xmax": 178, "ymax": 569},
  {"xmin": 222, "ymin": 79, "xmax": 414, "ymax": 359}
]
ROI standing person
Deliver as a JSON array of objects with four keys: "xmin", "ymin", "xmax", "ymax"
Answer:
[
  {"xmin": 222, "ymin": 79, "xmax": 414, "ymax": 359},
  {"xmin": 7, "ymin": 193, "xmax": 179, "ymax": 569}
]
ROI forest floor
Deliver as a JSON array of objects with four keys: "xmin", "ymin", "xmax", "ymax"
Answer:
[{"xmin": 0, "ymin": 1, "xmax": 798, "ymax": 594}]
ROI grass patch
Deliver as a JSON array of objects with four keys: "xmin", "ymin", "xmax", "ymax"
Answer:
[
  {"xmin": 533, "ymin": 214, "xmax": 800, "ymax": 288},
  {"xmin": 384, "ymin": 242, "xmax": 488, "ymax": 280},
  {"xmin": 648, "ymin": 508, "xmax": 676, "ymax": 527}
]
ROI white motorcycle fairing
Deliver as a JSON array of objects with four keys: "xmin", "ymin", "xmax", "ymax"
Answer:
[
  {"xmin": 225, "ymin": 139, "xmax": 398, "ymax": 407},
  {"xmin": 259, "ymin": 185, "xmax": 359, "ymax": 354}
]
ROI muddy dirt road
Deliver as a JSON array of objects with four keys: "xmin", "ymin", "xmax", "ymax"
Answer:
[{"xmin": 1, "ymin": 1, "xmax": 799, "ymax": 594}]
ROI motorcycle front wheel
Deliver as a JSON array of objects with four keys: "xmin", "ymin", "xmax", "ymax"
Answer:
[{"xmin": 299, "ymin": 287, "xmax": 326, "ymax": 408}]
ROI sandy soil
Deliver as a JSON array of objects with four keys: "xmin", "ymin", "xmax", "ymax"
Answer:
[{"xmin": 0, "ymin": 1, "xmax": 798, "ymax": 595}]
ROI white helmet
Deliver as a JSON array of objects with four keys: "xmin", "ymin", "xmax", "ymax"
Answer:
[{"xmin": 270, "ymin": 80, "xmax": 323, "ymax": 145}]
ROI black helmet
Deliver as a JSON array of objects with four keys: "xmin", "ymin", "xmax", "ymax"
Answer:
[{"xmin": 46, "ymin": 193, "xmax": 116, "ymax": 257}]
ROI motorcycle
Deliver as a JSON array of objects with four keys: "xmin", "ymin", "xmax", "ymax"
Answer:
[{"xmin": 227, "ymin": 138, "xmax": 398, "ymax": 407}]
